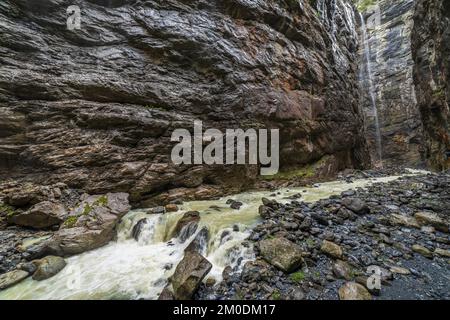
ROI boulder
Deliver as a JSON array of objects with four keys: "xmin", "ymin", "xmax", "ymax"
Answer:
[
  {"xmin": 414, "ymin": 211, "xmax": 449, "ymax": 233},
  {"xmin": 320, "ymin": 240, "xmax": 343, "ymax": 259},
  {"xmin": 332, "ymin": 260, "xmax": 353, "ymax": 280},
  {"xmin": 170, "ymin": 251, "xmax": 212, "ymax": 300},
  {"xmin": 258, "ymin": 237, "xmax": 304, "ymax": 273},
  {"xmin": 32, "ymin": 256, "xmax": 66, "ymax": 281},
  {"xmin": 171, "ymin": 211, "xmax": 200, "ymax": 242},
  {"xmin": 342, "ymin": 198, "xmax": 370, "ymax": 215},
  {"xmin": 229, "ymin": 201, "xmax": 243, "ymax": 210},
  {"xmin": 25, "ymin": 193, "xmax": 130, "ymax": 259},
  {"xmin": 8, "ymin": 201, "xmax": 67, "ymax": 229},
  {"xmin": 0, "ymin": 269, "xmax": 29, "ymax": 290},
  {"xmin": 338, "ymin": 282, "xmax": 372, "ymax": 300},
  {"xmin": 165, "ymin": 204, "xmax": 179, "ymax": 212}
]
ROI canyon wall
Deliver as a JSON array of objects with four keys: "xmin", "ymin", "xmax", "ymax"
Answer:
[
  {"xmin": 0, "ymin": 0, "xmax": 369, "ymax": 205},
  {"xmin": 411, "ymin": 0, "xmax": 450, "ymax": 170},
  {"xmin": 358, "ymin": 0, "xmax": 425, "ymax": 167}
]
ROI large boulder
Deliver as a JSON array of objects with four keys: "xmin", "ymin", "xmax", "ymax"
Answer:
[
  {"xmin": 338, "ymin": 282, "xmax": 372, "ymax": 300},
  {"xmin": 24, "ymin": 193, "xmax": 130, "ymax": 259},
  {"xmin": 8, "ymin": 201, "xmax": 67, "ymax": 229},
  {"xmin": 32, "ymin": 256, "xmax": 66, "ymax": 281},
  {"xmin": 414, "ymin": 211, "xmax": 449, "ymax": 233},
  {"xmin": 258, "ymin": 237, "xmax": 304, "ymax": 273},
  {"xmin": 0, "ymin": 269, "xmax": 29, "ymax": 290},
  {"xmin": 342, "ymin": 198, "xmax": 370, "ymax": 215},
  {"xmin": 170, "ymin": 251, "xmax": 212, "ymax": 300},
  {"xmin": 171, "ymin": 211, "xmax": 201, "ymax": 242}
]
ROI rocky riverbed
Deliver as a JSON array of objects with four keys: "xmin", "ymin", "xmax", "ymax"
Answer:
[
  {"xmin": 0, "ymin": 168, "xmax": 449, "ymax": 300},
  {"xmin": 197, "ymin": 170, "xmax": 450, "ymax": 300}
]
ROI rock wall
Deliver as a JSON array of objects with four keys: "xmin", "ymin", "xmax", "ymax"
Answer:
[
  {"xmin": 0, "ymin": 0, "xmax": 369, "ymax": 205},
  {"xmin": 358, "ymin": 0, "xmax": 425, "ymax": 167},
  {"xmin": 411, "ymin": 0, "xmax": 450, "ymax": 170}
]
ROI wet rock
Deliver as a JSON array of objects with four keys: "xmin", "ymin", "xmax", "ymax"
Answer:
[
  {"xmin": 412, "ymin": 245, "xmax": 433, "ymax": 259},
  {"xmin": 147, "ymin": 206, "xmax": 165, "ymax": 214},
  {"xmin": 414, "ymin": 211, "xmax": 449, "ymax": 233},
  {"xmin": 131, "ymin": 218, "xmax": 148, "ymax": 241},
  {"xmin": 158, "ymin": 285, "xmax": 175, "ymax": 300},
  {"xmin": 32, "ymin": 256, "xmax": 66, "ymax": 281},
  {"xmin": 342, "ymin": 198, "xmax": 370, "ymax": 215},
  {"xmin": 17, "ymin": 261, "xmax": 37, "ymax": 274},
  {"xmin": 258, "ymin": 237, "xmax": 304, "ymax": 273},
  {"xmin": 434, "ymin": 248, "xmax": 450, "ymax": 258},
  {"xmin": 387, "ymin": 214, "xmax": 420, "ymax": 229},
  {"xmin": 205, "ymin": 278, "xmax": 216, "ymax": 287},
  {"xmin": 172, "ymin": 211, "xmax": 201, "ymax": 242},
  {"xmin": 8, "ymin": 201, "xmax": 67, "ymax": 229},
  {"xmin": 332, "ymin": 260, "xmax": 354, "ymax": 280},
  {"xmin": 165, "ymin": 204, "xmax": 179, "ymax": 213},
  {"xmin": 320, "ymin": 240, "xmax": 343, "ymax": 259},
  {"xmin": 258, "ymin": 205, "xmax": 271, "ymax": 219},
  {"xmin": 230, "ymin": 201, "xmax": 243, "ymax": 210},
  {"xmin": 389, "ymin": 266, "xmax": 411, "ymax": 275},
  {"xmin": 170, "ymin": 251, "xmax": 212, "ymax": 300},
  {"xmin": 0, "ymin": 269, "xmax": 29, "ymax": 290},
  {"xmin": 26, "ymin": 193, "xmax": 130, "ymax": 258},
  {"xmin": 338, "ymin": 282, "xmax": 372, "ymax": 300}
]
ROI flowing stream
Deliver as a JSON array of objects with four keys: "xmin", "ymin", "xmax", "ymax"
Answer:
[{"xmin": 0, "ymin": 170, "xmax": 427, "ymax": 300}]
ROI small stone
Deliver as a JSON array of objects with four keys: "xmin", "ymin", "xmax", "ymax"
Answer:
[
  {"xmin": 205, "ymin": 278, "xmax": 216, "ymax": 287},
  {"xmin": 338, "ymin": 282, "xmax": 372, "ymax": 300},
  {"xmin": 412, "ymin": 244, "xmax": 433, "ymax": 259},
  {"xmin": 414, "ymin": 211, "xmax": 448, "ymax": 233},
  {"xmin": 332, "ymin": 260, "xmax": 353, "ymax": 280},
  {"xmin": 389, "ymin": 266, "xmax": 411, "ymax": 275},
  {"xmin": 320, "ymin": 240, "xmax": 343, "ymax": 259},
  {"xmin": 434, "ymin": 248, "xmax": 450, "ymax": 258},
  {"xmin": 165, "ymin": 204, "xmax": 179, "ymax": 212}
]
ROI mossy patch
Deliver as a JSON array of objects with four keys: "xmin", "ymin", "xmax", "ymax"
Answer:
[
  {"xmin": 289, "ymin": 271, "xmax": 305, "ymax": 284},
  {"xmin": 271, "ymin": 290, "xmax": 281, "ymax": 300},
  {"xmin": 93, "ymin": 195, "xmax": 108, "ymax": 207},
  {"xmin": 82, "ymin": 203, "xmax": 93, "ymax": 216},
  {"xmin": 352, "ymin": 0, "xmax": 378, "ymax": 12},
  {"xmin": 63, "ymin": 216, "xmax": 79, "ymax": 228},
  {"xmin": 262, "ymin": 156, "xmax": 329, "ymax": 181},
  {"xmin": 0, "ymin": 202, "xmax": 17, "ymax": 218}
]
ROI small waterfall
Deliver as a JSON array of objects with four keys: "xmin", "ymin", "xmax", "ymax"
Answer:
[{"xmin": 359, "ymin": 12, "xmax": 383, "ymax": 165}]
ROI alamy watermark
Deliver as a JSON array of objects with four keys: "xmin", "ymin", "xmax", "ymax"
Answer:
[
  {"xmin": 67, "ymin": 5, "xmax": 81, "ymax": 30},
  {"xmin": 170, "ymin": 121, "xmax": 279, "ymax": 176}
]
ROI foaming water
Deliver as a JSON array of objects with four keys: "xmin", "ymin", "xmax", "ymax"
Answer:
[{"xmin": 0, "ymin": 170, "xmax": 425, "ymax": 300}]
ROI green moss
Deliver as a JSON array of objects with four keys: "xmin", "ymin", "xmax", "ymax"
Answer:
[
  {"xmin": 271, "ymin": 290, "xmax": 281, "ymax": 300},
  {"xmin": 63, "ymin": 216, "xmax": 79, "ymax": 228},
  {"xmin": 94, "ymin": 195, "xmax": 108, "ymax": 207},
  {"xmin": 352, "ymin": 0, "xmax": 377, "ymax": 12},
  {"xmin": 0, "ymin": 203, "xmax": 16, "ymax": 218},
  {"xmin": 433, "ymin": 88, "xmax": 446, "ymax": 99},
  {"xmin": 82, "ymin": 203, "xmax": 93, "ymax": 216},
  {"xmin": 305, "ymin": 238, "xmax": 316, "ymax": 247},
  {"xmin": 290, "ymin": 271, "xmax": 305, "ymax": 284},
  {"xmin": 262, "ymin": 156, "xmax": 329, "ymax": 181}
]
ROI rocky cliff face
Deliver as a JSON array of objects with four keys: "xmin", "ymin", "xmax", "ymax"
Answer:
[
  {"xmin": 0, "ymin": 0, "xmax": 369, "ymax": 205},
  {"xmin": 411, "ymin": 0, "xmax": 450, "ymax": 170},
  {"xmin": 358, "ymin": 0, "xmax": 425, "ymax": 167}
]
